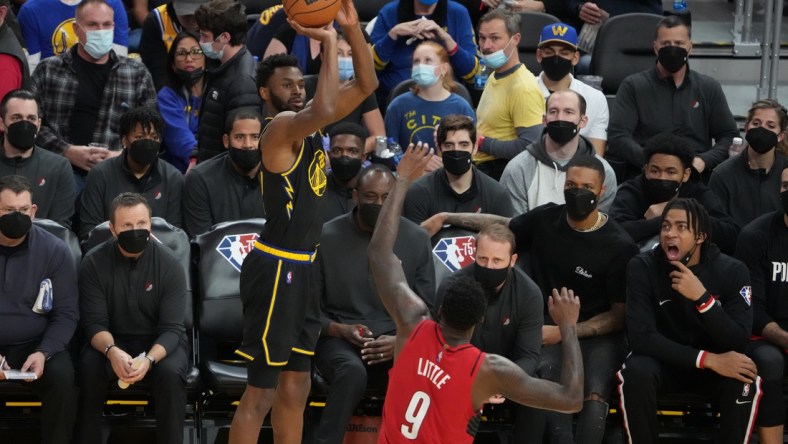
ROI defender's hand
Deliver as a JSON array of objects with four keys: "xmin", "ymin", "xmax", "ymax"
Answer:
[
  {"xmin": 548, "ymin": 287, "xmax": 580, "ymax": 327},
  {"xmin": 396, "ymin": 142, "xmax": 431, "ymax": 182}
]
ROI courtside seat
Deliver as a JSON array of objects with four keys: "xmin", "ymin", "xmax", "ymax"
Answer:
[
  {"xmin": 517, "ymin": 11, "xmax": 560, "ymax": 76},
  {"xmin": 33, "ymin": 218, "xmax": 82, "ymax": 264}
]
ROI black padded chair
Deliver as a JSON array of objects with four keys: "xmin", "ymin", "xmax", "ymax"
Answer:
[
  {"xmin": 589, "ymin": 13, "xmax": 663, "ymax": 95},
  {"xmin": 516, "ymin": 11, "xmax": 560, "ymax": 76},
  {"xmin": 33, "ymin": 218, "xmax": 81, "ymax": 264},
  {"xmin": 430, "ymin": 226, "xmax": 477, "ymax": 286},
  {"xmin": 193, "ymin": 219, "xmax": 266, "ymax": 403},
  {"xmin": 353, "ymin": 0, "xmax": 392, "ymax": 26},
  {"xmin": 386, "ymin": 78, "xmax": 474, "ymax": 110}
]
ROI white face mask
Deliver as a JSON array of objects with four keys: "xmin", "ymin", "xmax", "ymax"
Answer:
[
  {"xmin": 482, "ymin": 37, "xmax": 513, "ymax": 70},
  {"xmin": 83, "ymin": 29, "xmax": 114, "ymax": 59},
  {"xmin": 200, "ymin": 35, "xmax": 226, "ymax": 60}
]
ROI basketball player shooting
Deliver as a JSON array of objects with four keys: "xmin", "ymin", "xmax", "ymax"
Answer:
[
  {"xmin": 228, "ymin": 0, "xmax": 378, "ymax": 443},
  {"xmin": 369, "ymin": 143, "xmax": 584, "ymax": 443}
]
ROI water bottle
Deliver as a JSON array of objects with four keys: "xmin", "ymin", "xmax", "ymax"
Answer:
[
  {"xmin": 387, "ymin": 137, "xmax": 403, "ymax": 166},
  {"xmin": 474, "ymin": 59, "xmax": 489, "ymax": 91},
  {"xmin": 729, "ymin": 136, "xmax": 745, "ymax": 158},
  {"xmin": 672, "ymin": 0, "xmax": 687, "ymax": 13},
  {"xmin": 375, "ymin": 136, "xmax": 388, "ymax": 158}
]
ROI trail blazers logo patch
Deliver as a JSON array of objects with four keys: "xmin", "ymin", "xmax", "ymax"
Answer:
[
  {"xmin": 216, "ymin": 233, "xmax": 260, "ymax": 272},
  {"xmin": 309, "ymin": 150, "xmax": 327, "ymax": 197},
  {"xmin": 432, "ymin": 236, "xmax": 476, "ymax": 272}
]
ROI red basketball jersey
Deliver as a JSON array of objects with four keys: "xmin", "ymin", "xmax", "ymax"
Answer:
[{"xmin": 379, "ymin": 320, "xmax": 486, "ymax": 444}]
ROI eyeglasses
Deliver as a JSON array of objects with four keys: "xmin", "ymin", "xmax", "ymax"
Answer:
[{"xmin": 175, "ymin": 49, "xmax": 204, "ymax": 59}]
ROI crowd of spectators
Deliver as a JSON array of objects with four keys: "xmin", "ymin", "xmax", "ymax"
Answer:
[{"xmin": 1, "ymin": 0, "xmax": 788, "ymax": 443}]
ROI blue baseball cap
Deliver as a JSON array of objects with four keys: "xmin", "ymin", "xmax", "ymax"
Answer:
[{"xmin": 539, "ymin": 23, "xmax": 578, "ymax": 50}]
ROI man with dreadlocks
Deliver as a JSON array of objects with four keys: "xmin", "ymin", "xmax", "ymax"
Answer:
[{"xmin": 617, "ymin": 197, "xmax": 761, "ymax": 444}]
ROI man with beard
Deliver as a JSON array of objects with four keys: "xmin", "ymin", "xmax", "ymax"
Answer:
[
  {"xmin": 79, "ymin": 106, "xmax": 183, "ymax": 240},
  {"xmin": 314, "ymin": 164, "xmax": 435, "ymax": 444},
  {"xmin": 403, "ymin": 114, "xmax": 514, "ymax": 225},
  {"xmin": 422, "ymin": 155, "xmax": 638, "ymax": 444},
  {"xmin": 322, "ymin": 122, "xmax": 368, "ymax": 223},
  {"xmin": 607, "ymin": 16, "xmax": 739, "ymax": 181},
  {"xmin": 436, "ymin": 222, "xmax": 543, "ymax": 437},
  {"xmin": 228, "ymin": 1, "xmax": 378, "ymax": 442},
  {"xmin": 610, "ymin": 132, "xmax": 739, "ymax": 253},
  {"xmin": 500, "ymin": 90, "xmax": 616, "ymax": 215},
  {"xmin": 534, "ymin": 24, "xmax": 608, "ymax": 156},
  {"xmin": 182, "ymin": 109, "xmax": 265, "ymax": 237}
]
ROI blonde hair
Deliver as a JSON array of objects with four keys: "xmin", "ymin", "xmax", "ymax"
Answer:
[{"xmin": 411, "ymin": 41, "xmax": 458, "ymax": 95}]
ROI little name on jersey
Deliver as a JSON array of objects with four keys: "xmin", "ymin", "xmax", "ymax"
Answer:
[{"xmin": 417, "ymin": 358, "xmax": 451, "ymax": 389}]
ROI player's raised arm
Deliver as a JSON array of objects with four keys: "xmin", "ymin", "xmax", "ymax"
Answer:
[
  {"xmin": 332, "ymin": 0, "xmax": 378, "ymax": 121},
  {"xmin": 473, "ymin": 288, "xmax": 584, "ymax": 413},
  {"xmin": 368, "ymin": 143, "xmax": 432, "ymax": 346}
]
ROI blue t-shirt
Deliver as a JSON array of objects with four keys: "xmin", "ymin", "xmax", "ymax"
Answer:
[
  {"xmin": 18, "ymin": 0, "xmax": 129, "ymax": 59},
  {"xmin": 384, "ymin": 91, "xmax": 476, "ymax": 148}
]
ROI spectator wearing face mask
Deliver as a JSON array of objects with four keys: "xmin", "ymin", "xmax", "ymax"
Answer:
[
  {"xmin": 79, "ymin": 106, "xmax": 184, "ymax": 240},
  {"xmin": 403, "ymin": 114, "xmax": 514, "ymax": 225},
  {"xmin": 709, "ymin": 99, "xmax": 788, "ymax": 228},
  {"xmin": 384, "ymin": 40, "xmax": 475, "ymax": 149},
  {"xmin": 500, "ymin": 90, "xmax": 616, "ymax": 215},
  {"xmin": 534, "ymin": 23, "xmax": 607, "ymax": 156},
  {"xmin": 182, "ymin": 110, "xmax": 264, "ymax": 237},
  {"xmin": 323, "ymin": 122, "xmax": 368, "ymax": 223}
]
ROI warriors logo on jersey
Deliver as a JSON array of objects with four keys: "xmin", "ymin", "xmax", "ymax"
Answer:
[
  {"xmin": 52, "ymin": 18, "xmax": 78, "ymax": 55},
  {"xmin": 308, "ymin": 149, "xmax": 327, "ymax": 197}
]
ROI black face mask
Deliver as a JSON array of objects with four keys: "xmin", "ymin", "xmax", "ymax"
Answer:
[
  {"xmin": 128, "ymin": 139, "xmax": 160, "ymax": 165},
  {"xmin": 358, "ymin": 203, "xmax": 382, "ymax": 230},
  {"xmin": 745, "ymin": 127, "xmax": 779, "ymax": 154},
  {"xmin": 117, "ymin": 229, "xmax": 150, "ymax": 254},
  {"xmin": 0, "ymin": 211, "xmax": 32, "ymax": 239},
  {"xmin": 781, "ymin": 189, "xmax": 788, "ymax": 216},
  {"xmin": 175, "ymin": 68, "xmax": 204, "ymax": 87},
  {"xmin": 229, "ymin": 147, "xmax": 261, "ymax": 172},
  {"xmin": 331, "ymin": 156, "xmax": 362, "ymax": 182},
  {"xmin": 679, "ymin": 242, "xmax": 700, "ymax": 266},
  {"xmin": 442, "ymin": 150, "xmax": 472, "ymax": 176},
  {"xmin": 546, "ymin": 120, "xmax": 579, "ymax": 145},
  {"xmin": 564, "ymin": 188, "xmax": 598, "ymax": 221},
  {"xmin": 541, "ymin": 55, "xmax": 573, "ymax": 82},
  {"xmin": 644, "ymin": 178, "xmax": 681, "ymax": 204},
  {"xmin": 657, "ymin": 46, "xmax": 688, "ymax": 74},
  {"xmin": 474, "ymin": 262, "xmax": 509, "ymax": 289},
  {"xmin": 5, "ymin": 120, "xmax": 38, "ymax": 151}
]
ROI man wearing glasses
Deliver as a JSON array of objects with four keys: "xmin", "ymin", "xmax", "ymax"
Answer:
[{"xmin": 0, "ymin": 89, "xmax": 75, "ymax": 228}]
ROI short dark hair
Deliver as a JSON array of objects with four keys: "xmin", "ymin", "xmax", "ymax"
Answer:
[
  {"xmin": 356, "ymin": 164, "xmax": 394, "ymax": 194},
  {"xmin": 437, "ymin": 114, "xmax": 476, "ymax": 147},
  {"xmin": 0, "ymin": 89, "xmax": 39, "ymax": 119},
  {"xmin": 654, "ymin": 15, "xmax": 691, "ymax": 40},
  {"xmin": 256, "ymin": 53, "xmax": 301, "ymax": 89},
  {"xmin": 195, "ymin": 0, "xmax": 247, "ymax": 46},
  {"xmin": 329, "ymin": 122, "xmax": 368, "ymax": 144},
  {"xmin": 75, "ymin": 0, "xmax": 112, "ymax": 20},
  {"xmin": 0, "ymin": 175, "xmax": 32, "ymax": 195},
  {"xmin": 119, "ymin": 106, "xmax": 163, "ymax": 140},
  {"xmin": 165, "ymin": 31, "xmax": 204, "ymax": 90},
  {"xmin": 566, "ymin": 154, "xmax": 605, "ymax": 183},
  {"xmin": 109, "ymin": 192, "xmax": 152, "ymax": 224},
  {"xmin": 440, "ymin": 275, "xmax": 487, "ymax": 330},
  {"xmin": 546, "ymin": 90, "xmax": 587, "ymax": 116},
  {"xmin": 478, "ymin": 8, "xmax": 520, "ymax": 37},
  {"xmin": 661, "ymin": 197, "xmax": 710, "ymax": 241},
  {"xmin": 224, "ymin": 108, "xmax": 263, "ymax": 134},
  {"xmin": 476, "ymin": 222, "xmax": 515, "ymax": 255},
  {"xmin": 643, "ymin": 133, "xmax": 695, "ymax": 170}
]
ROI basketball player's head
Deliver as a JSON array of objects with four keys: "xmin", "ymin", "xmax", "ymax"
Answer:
[
  {"xmin": 438, "ymin": 275, "xmax": 486, "ymax": 332},
  {"xmin": 256, "ymin": 54, "xmax": 305, "ymax": 114}
]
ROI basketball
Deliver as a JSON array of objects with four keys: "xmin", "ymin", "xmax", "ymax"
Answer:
[{"xmin": 282, "ymin": 0, "xmax": 341, "ymax": 28}]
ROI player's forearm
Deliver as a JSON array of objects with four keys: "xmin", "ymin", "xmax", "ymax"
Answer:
[
  {"xmin": 311, "ymin": 36, "xmax": 339, "ymax": 121},
  {"xmin": 576, "ymin": 304, "xmax": 625, "ymax": 339},
  {"xmin": 443, "ymin": 212, "xmax": 511, "ymax": 232},
  {"xmin": 558, "ymin": 324, "xmax": 583, "ymax": 412}
]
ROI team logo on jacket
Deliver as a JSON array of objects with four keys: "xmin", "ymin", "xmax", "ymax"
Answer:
[
  {"xmin": 38, "ymin": 177, "xmax": 46, "ymax": 186},
  {"xmin": 145, "ymin": 282, "xmax": 154, "ymax": 292},
  {"xmin": 153, "ymin": 191, "xmax": 162, "ymax": 200},
  {"xmin": 432, "ymin": 236, "xmax": 476, "ymax": 272},
  {"xmin": 216, "ymin": 233, "xmax": 260, "ymax": 272},
  {"xmin": 740, "ymin": 286, "xmax": 752, "ymax": 306},
  {"xmin": 308, "ymin": 150, "xmax": 327, "ymax": 196}
]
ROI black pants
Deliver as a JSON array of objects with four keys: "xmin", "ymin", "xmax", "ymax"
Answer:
[
  {"xmin": 747, "ymin": 340, "xmax": 785, "ymax": 427},
  {"xmin": 618, "ymin": 354, "xmax": 761, "ymax": 444},
  {"xmin": 0, "ymin": 342, "xmax": 77, "ymax": 444},
  {"xmin": 313, "ymin": 336, "xmax": 390, "ymax": 444},
  {"xmin": 75, "ymin": 338, "xmax": 189, "ymax": 444}
]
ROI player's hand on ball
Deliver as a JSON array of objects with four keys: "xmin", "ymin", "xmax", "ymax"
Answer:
[
  {"xmin": 548, "ymin": 287, "xmax": 580, "ymax": 327},
  {"xmin": 335, "ymin": 0, "xmax": 359, "ymax": 27},
  {"xmin": 289, "ymin": 20, "xmax": 337, "ymax": 43}
]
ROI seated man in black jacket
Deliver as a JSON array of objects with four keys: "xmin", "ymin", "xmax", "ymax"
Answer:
[
  {"xmin": 323, "ymin": 122, "xmax": 368, "ymax": 223},
  {"xmin": 610, "ymin": 132, "xmax": 739, "ymax": 253},
  {"xmin": 76, "ymin": 192, "xmax": 189, "ymax": 444},
  {"xmin": 619, "ymin": 198, "xmax": 760, "ymax": 443},
  {"xmin": 0, "ymin": 175, "xmax": 79, "ymax": 444},
  {"xmin": 314, "ymin": 164, "xmax": 435, "ymax": 444}
]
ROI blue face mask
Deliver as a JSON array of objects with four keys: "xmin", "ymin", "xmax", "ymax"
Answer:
[
  {"xmin": 419, "ymin": 0, "xmax": 439, "ymax": 5},
  {"xmin": 83, "ymin": 29, "xmax": 114, "ymax": 59},
  {"xmin": 200, "ymin": 36, "xmax": 225, "ymax": 60},
  {"xmin": 338, "ymin": 56, "xmax": 354, "ymax": 81},
  {"xmin": 411, "ymin": 64, "xmax": 439, "ymax": 87},
  {"xmin": 482, "ymin": 37, "xmax": 513, "ymax": 70}
]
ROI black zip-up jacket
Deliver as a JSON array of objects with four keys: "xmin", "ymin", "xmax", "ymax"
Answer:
[{"xmin": 626, "ymin": 244, "xmax": 752, "ymax": 369}]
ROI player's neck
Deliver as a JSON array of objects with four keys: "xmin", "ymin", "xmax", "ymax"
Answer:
[{"xmin": 438, "ymin": 322, "xmax": 472, "ymax": 347}]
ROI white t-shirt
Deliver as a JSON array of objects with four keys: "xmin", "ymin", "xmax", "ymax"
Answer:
[{"xmin": 537, "ymin": 73, "xmax": 609, "ymax": 141}]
